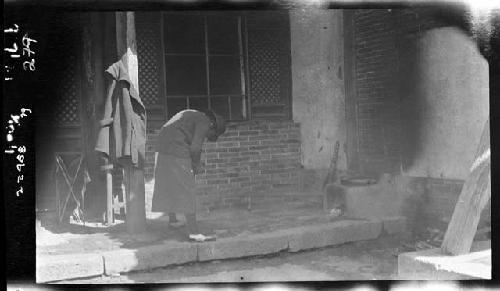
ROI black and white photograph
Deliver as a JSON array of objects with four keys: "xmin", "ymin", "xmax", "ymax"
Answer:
[{"xmin": 3, "ymin": 0, "xmax": 498, "ymax": 287}]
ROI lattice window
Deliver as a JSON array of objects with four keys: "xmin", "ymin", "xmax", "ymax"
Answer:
[
  {"xmin": 137, "ymin": 13, "xmax": 162, "ymax": 107},
  {"xmin": 248, "ymin": 29, "xmax": 282, "ymax": 106}
]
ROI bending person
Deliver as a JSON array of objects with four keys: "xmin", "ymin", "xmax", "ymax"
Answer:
[{"xmin": 152, "ymin": 109, "xmax": 226, "ymax": 242}]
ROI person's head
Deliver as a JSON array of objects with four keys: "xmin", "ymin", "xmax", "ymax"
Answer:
[{"xmin": 205, "ymin": 110, "xmax": 226, "ymax": 142}]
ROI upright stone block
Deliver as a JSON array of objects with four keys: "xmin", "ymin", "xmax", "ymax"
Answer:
[{"xmin": 36, "ymin": 254, "xmax": 104, "ymax": 283}]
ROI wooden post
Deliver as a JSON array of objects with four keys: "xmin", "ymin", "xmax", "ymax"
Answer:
[
  {"xmin": 441, "ymin": 118, "xmax": 491, "ymax": 255},
  {"xmin": 122, "ymin": 161, "xmax": 146, "ymax": 233},
  {"xmin": 116, "ymin": 12, "xmax": 139, "ymax": 89},
  {"xmin": 116, "ymin": 11, "xmax": 146, "ymax": 234},
  {"xmin": 102, "ymin": 162, "xmax": 114, "ymax": 225}
]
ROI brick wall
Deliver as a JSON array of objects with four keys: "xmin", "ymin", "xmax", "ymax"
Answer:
[
  {"xmin": 403, "ymin": 176, "xmax": 490, "ymax": 234},
  {"xmin": 353, "ymin": 9, "xmax": 401, "ymax": 175},
  {"xmin": 145, "ymin": 120, "xmax": 302, "ymax": 209},
  {"xmin": 352, "ymin": 8, "xmax": 444, "ymax": 176}
]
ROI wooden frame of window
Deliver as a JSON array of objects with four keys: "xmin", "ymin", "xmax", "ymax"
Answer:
[
  {"xmin": 161, "ymin": 11, "xmax": 249, "ymax": 121},
  {"xmin": 138, "ymin": 11, "xmax": 292, "ymax": 123}
]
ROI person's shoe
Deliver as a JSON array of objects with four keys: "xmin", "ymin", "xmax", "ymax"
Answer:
[
  {"xmin": 188, "ymin": 234, "xmax": 216, "ymax": 242},
  {"xmin": 168, "ymin": 221, "xmax": 186, "ymax": 228}
]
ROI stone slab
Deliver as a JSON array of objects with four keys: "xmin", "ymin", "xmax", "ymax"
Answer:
[
  {"xmin": 36, "ymin": 253, "xmax": 104, "ymax": 283},
  {"xmin": 288, "ymin": 220, "xmax": 383, "ymax": 252},
  {"xmin": 344, "ymin": 186, "xmax": 404, "ymax": 219},
  {"xmin": 102, "ymin": 241, "xmax": 197, "ymax": 275},
  {"xmin": 36, "ymin": 219, "xmax": 390, "ymax": 281},
  {"xmin": 398, "ymin": 241, "xmax": 491, "ymax": 280},
  {"xmin": 197, "ymin": 232, "xmax": 290, "ymax": 262},
  {"xmin": 342, "ymin": 175, "xmax": 415, "ymax": 220}
]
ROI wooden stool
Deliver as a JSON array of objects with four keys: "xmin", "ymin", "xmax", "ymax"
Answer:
[{"xmin": 54, "ymin": 153, "xmax": 89, "ymax": 224}]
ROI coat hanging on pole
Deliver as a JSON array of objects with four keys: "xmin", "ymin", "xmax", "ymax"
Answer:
[
  {"xmin": 95, "ymin": 59, "xmax": 147, "ymax": 169},
  {"xmin": 94, "ymin": 59, "xmax": 147, "ymax": 230}
]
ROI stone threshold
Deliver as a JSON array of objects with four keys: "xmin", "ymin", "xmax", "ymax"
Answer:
[{"xmin": 37, "ymin": 216, "xmax": 406, "ymax": 283}]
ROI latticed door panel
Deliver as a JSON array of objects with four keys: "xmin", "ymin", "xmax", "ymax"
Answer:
[
  {"xmin": 136, "ymin": 12, "xmax": 164, "ymax": 109},
  {"xmin": 46, "ymin": 17, "xmax": 81, "ymax": 127},
  {"xmin": 246, "ymin": 11, "xmax": 292, "ymax": 119},
  {"xmin": 136, "ymin": 12, "xmax": 166, "ymax": 128},
  {"xmin": 248, "ymin": 30, "xmax": 282, "ymax": 106},
  {"xmin": 55, "ymin": 53, "xmax": 80, "ymax": 126}
]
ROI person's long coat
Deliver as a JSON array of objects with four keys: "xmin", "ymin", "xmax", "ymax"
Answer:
[
  {"xmin": 152, "ymin": 110, "xmax": 211, "ymax": 213},
  {"xmin": 95, "ymin": 60, "xmax": 147, "ymax": 169}
]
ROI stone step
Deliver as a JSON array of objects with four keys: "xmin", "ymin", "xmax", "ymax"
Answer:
[{"xmin": 37, "ymin": 216, "xmax": 405, "ymax": 283}]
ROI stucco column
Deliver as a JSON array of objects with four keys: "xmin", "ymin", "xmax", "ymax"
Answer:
[{"xmin": 115, "ymin": 11, "xmax": 146, "ymax": 234}]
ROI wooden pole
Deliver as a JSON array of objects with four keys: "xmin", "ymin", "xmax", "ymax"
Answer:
[
  {"xmin": 102, "ymin": 162, "xmax": 114, "ymax": 225},
  {"xmin": 441, "ymin": 118, "xmax": 491, "ymax": 255},
  {"xmin": 116, "ymin": 11, "xmax": 146, "ymax": 234},
  {"xmin": 123, "ymin": 161, "xmax": 146, "ymax": 233}
]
